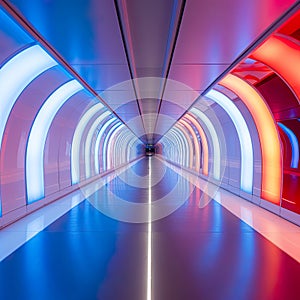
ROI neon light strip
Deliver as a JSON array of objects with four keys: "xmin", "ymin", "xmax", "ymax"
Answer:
[
  {"xmin": 184, "ymin": 114, "xmax": 209, "ymax": 176},
  {"xmin": 176, "ymin": 123, "xmax": 194, "ymax": 169},
  {"xmin": 278, "ymin": 123, "xmax": 299, "ymax": 168},
  {"xmin": 114, "ymin": 129, "xmax": 132, "ymax": 165},
  {"xmin": 102, "ymin": 123, "xmax": 123, "ymax": 171},
  {"xmin": 220, "ymin": 74, "xmax": 282, "ymax": 204},
  {"xmin": 106, "ymin": 124, "xmax": 125, "ymax": 170},
  {"xmin": 122, "ymin": 132, "xmax": 134, "ymax": 162},
  {"xmin": 84, "ymin": 112, "xmax": 112, "ymax": 178},
  {"xmin": 206, "ymin": 89, "xmax": 254, "ymax": 193},
  {"xmin": 179, "ymin": 119, "xmax": 201, "ymax": 171},
  {"xmin": 169, "ymin": 127, "xmax": 183, "ymax": 166},
  {"xmin": 113, "ymin": 130, "xmax": 126, "ymax": 166},
  {"xmin": 171, "ymin": 128, "xmax": 188, "ymax": 166},
  {"xmin": 71, "ymin": 103, "xmax": 104, "ymax": 184},
  {"xmin": 251, "ymin": 34, "xmax": 300, "ymax": 103},
  {"xmin": 190, "ymin": 108, "xmax": 221, "ymax": 180},
  {"xmin": 94, "ymin": 117, "xmax": 116, "ymax": 174},
  {"xmin": 114, "ymin": 130, "xmax": 130, "ymax": 164},
  {"xmin": 166, "ymin": 131, "xmax": 180, "ymax": 164},
  {"xmin": 0, "ymin": 45, "xmax": 57, "ymax": 151},
  {"xmin": 26, "ymin": 80, "xmax": 83, "ymax": 203},
  {"xmin": 127, "ymin": 135, "xmax": 141, "ymax": 161}
]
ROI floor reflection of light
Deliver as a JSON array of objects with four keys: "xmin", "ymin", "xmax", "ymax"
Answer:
[
  {"xmin": 26, "ymin": 216, "xmax": 45, "ymax": 241},
  {"xmin": 147, "ymin": 157, "xmax": 152, "ymax": 300}
]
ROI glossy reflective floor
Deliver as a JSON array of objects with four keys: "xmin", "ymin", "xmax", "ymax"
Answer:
[{"xmin": 1, "ymin": 157, "xmax": 300, "ymax": 300}]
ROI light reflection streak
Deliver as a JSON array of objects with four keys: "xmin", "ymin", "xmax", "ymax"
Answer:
[{"xmin": 147, "ymin": 157, "xmax": 152, "ymax": 300}]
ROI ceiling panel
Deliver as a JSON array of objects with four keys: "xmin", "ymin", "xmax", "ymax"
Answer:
[{"xmin": 4, "ymin": 0, "xmax": 299, "ymax": 144}]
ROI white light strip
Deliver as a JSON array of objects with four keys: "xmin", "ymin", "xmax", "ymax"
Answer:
[
  {"xmin": 147, "ymin": 156, "xmax": 152, "ymax": 300},
  {"xmin": 102, "ymin": 123, "xmax": 123, "ymax": 171},
  {"xmin": 84, "ymin": 111, "xmax": 112, "ymax": 178},
  {"xmin": 173, "ymin": 126, "xmax": 191, "ymax": 167},
  {"xmin": 106, "ymin": 124, "xmax": 126, "ymax": 170},
  {"xmin": 165, "ymin": 131, "xmax": 180, "ymax": 163},
  {"xmin": 71, "ymin": 103, "xmax": 104, "ymax": 184},
  {"xmin": 0, "ymin": 45, "xmax": 57, "ymax": 150},
  {"xmin": 115, "ymin": 130, "xmax": 132, "ymax": 164},
  {"xmin": 206, "ymin": 89, "xmax": 254, "ymax": 193},
  {"xmin": 26, "ymin": 80, "xmax": 83, "ymax": 203},
  {"xmin": 168, "ymin": 129, "xmax": 184, "ymax": 165},
  {"xmin": 94, "ymin": 117, "xmax": 116, "ymax": 174},
  {"xmin": 191, "ymin": 108, "xmax": 221, "ymax": 180},
  {"xmin": 106, "ymin": 124, "xmax": 125, "ymax": 170}
]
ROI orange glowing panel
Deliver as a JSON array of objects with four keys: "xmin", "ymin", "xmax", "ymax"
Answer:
[
  {"xmin": 251, "ymin": 34, "xmax": 300, "ymax": 102},
  {"xmin": 183, "ymin": 114, "xmax": 209, "ymax": 176},
  {"xmin": 220, "ymin": 74, "xmax": 282, "ymax": 205}
]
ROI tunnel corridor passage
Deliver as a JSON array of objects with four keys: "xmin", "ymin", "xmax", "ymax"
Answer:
[{"xmin": 1, "ymin": 157, "xmax": 300, "ymax": 300}]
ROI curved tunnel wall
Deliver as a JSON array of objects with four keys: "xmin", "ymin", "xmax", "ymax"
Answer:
[
  {"xmin": 0, "ymin": 8, "xmax": 142, "ymax": 227},
  {"xmin": 1, "ymin": 6, "xmax": 300, "ymax": 227},
  {"xmin": 160, "ymin": 10, "xmax": 300, "ymax": 223},
  {"xmin": 160, "ymin": 9, "xmax": 300, "ymax": 225}
]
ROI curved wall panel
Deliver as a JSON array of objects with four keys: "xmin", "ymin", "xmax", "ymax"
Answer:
[
  {"xmin": 206, "ymin": 89, "xmax": 253, "ymax": 193},
  {"xmin": 220, "ymin": 74, "xmax": 282, "ymax": 205},
  {"xmin": 0, "ymin": 6, "xmax": 142, "ymax": 227},
  {"xmin": 251, "ymin": 34, "xmax": 300, "ymax": 102},
  {"xmin": 26, "ymin": 80, "xmax": 83, "ymax": 203},
  {"xmin": 184, "ymin": 114, "xmax": 209, "ymax": 176}
]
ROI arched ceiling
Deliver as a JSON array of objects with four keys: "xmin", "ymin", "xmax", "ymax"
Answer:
[{"xmin": 2, "ymin": 0, "xmax": 299, "ymax": 144}]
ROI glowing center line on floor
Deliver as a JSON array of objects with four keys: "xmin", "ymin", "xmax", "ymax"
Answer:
[{"xmin": 147, "ymin": 157, "xmax": 152, "ymax": 300}]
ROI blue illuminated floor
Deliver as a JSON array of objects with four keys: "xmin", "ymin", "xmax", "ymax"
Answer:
[{"xmin": 1, "ymin": 157, "xmax": 300, "ymax": 300}]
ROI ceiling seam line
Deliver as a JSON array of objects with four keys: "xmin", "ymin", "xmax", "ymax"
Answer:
[
  {"xmin": 114, "ymin": 0, "xmax": 148, "ymax": 144},
  {"xmin": 153, "ymin": 0, "xmax": 187, "ymax": 143},
  {"xmin": 155, "ymin": 0, "xmax": 300, "ymax": 144}
]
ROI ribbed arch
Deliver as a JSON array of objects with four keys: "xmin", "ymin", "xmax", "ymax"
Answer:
[
  {"xmin": 278, "ymin": 122, "xmax": 299, "ymax": 169},
  {"xmin": 0, "ymin": 45, "xmax": 57, "ymax": 151},
  {"xmin": 175, "ymin": 124, "xmax": 194, "ymax": 168},
  {"xmin": 190, "ymin": 108, "xmax": 221, "ymax": 180},
  {"xmin": 26, "ymin": 80, "xmax": 83, "ymax": 203},
  {"xmin": 220, "ymin": 74, "xmax": 282, "ymax": 204},
  {"xmin": 165, "ymin": 129, "xmax": 185, "ymax": 166},
  {"xmin": 85, "ymin": 113, "xmax": 115, "ymax": 179},
  {"xmin": 179, "ymin": 119, "xmax": 201, "ymax": 171},
  {"xmin": 206, "ymin": 89, "xmax": 254, "ymax": 193},
  {"xmin": 102, "ymin": 123, "xmax": 123, "ymax": 171},
  {"xmin": 183, "ymin": 114, "xmax": 209, "ymax": 176},
  {"xmin": 106, "ymin": 124, "xmax": 126, "ymax": 170},
  {"xmin": 71, "ymin": 103, "xmax": 105, "ymax": 184},
  {"xmin": 251, "ymin": 34, "xmax": 300, "ymax": 103},
  {"xmin": 94, "ymin": 117, "xmax": 117, "ymax": 174}
]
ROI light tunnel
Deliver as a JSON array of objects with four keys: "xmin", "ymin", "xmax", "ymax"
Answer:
[
  {"xmin": 0, "ymin": 3, "xmax": 300, "ymax": 228},
  {"xmin": 0, "ymin": 7, "xmax": 143, "ymax": 220},
  {"xmin": 1, "ymin": 1, "xmax": 300, "ymax": 298}
]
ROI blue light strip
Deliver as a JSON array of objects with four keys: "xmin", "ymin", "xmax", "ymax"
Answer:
[
  {"xmin": 71, "ymin": 103, "xmax": 104, "ymax": 184},
  {"xmin": 107, "ymin": 124, "xmax": 125, "ymax": 170},
  {"xmin": 171, "ymin": 127, "xmax": 187, "ymax": 166},
  {"xmin": 26, "ymin": 80, "xmax": 83, "ymax": 203},
  {"xmin": 102, "ymin": 123, "xmax": 123, "ymax": 171},
  {"xmin": 94, "ymin": 117, "xmax": 117, "ymax": 174},
  {"xmin": 206, "ymin": 89, "xmax": 254, "ymax": 193},
  {"xmin": 0, "ymin": 45, "xmax": 57, "ymax": 151},
  {"xmin": 278, "ymin": 122, "xmax": 299, "ymax": 168},
  {"xmin": 83, "ymin": 111, "xmax": 112, "ymax": 178}
]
